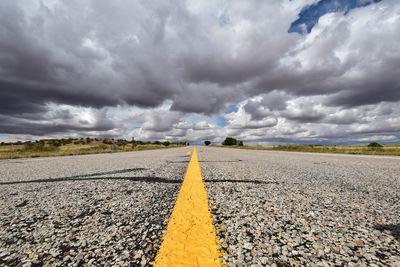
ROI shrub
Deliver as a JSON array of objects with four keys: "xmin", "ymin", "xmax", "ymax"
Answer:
[
  {"xmin": 103, "ymin": 138, "xmax": 113, "ymax": 145},
  {"xmin": 53, "ymin": 141, "xmax": 62, "ymax": 147},
  {"xmin": 163, "ymin": 141, "xmax": 170, "ymax": 146},
  {"xmin": 117, "ymin": 139, "xmax": 129, "ymax": 146},
  {"xmin": 368, "ymin": 142, "xmax": 383, "ymax": 150},
  {"xmin": 222, "ymin": 137, "xmax": 237, "ymax": 146},
  {"xmin": 238, "ymin": 141, "xmax": 244, "ymax": 146},
  {"xmin": 204, "ymin": 141, "xmax": 211, "ymax": 146}
]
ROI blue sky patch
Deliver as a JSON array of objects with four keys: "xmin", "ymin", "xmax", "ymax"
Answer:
[
  {"xmin": 289, "ymin": 0, "xmax": 382, "ymax": 34},
  {"xmin": 224, "ymin": 104, "xmax": 238, "ymax": 114},
  {"xmin": 130, "ymin": 125, "xmax": 141, "ymax": 130},
  {"xmin": 216, "ymin": 116, "xmax": 227, "ymax": 127}
]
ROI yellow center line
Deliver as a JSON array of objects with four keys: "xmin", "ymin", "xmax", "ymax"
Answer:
[{"xmin": 155, "ymin": 147, "xmax": 223, "ymax": 266}]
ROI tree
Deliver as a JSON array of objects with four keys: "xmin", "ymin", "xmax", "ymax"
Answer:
[
  {"xmin": 368, "ymin": 142, "xmax": 383, "ymax": 150},
  {"xmin": 204, "ymin": 141, "xmax": 211, "ymax": 146},
  {"xmin": 238, "ymin": 141, "xmax": 244, "ymax": 146},
  {"xmin": 222, "ymin": 137, "xmax": 237, "ymax": 146},
  {"xmin": 163, "ymin": 141, "xmax": 170, "ymax": 146}
]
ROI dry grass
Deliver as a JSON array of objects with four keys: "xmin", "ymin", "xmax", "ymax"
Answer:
[
  {"xmin": 0, "ymin": 141, "xmax": 186, "ymax": 160},
  {"xmin": 213, "ymin": 144, "xmax": 400, "ymax": 156}
]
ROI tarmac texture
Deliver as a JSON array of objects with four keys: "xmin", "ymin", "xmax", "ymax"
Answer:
[{"xmin": 0, "ymin": 146, "xmax": 399, "ymax": 266}]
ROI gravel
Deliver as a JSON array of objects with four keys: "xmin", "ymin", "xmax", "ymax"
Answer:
[
  {"xmin": 0, "ymin": 148, "xmax": 190, "ymax": 266},
  {"xmin": 1, "ymin": 146, "xmax": 399, "ymax": 266},
  {"xmin": 199, "ymin": 147, "xmax": 400, "ymax": 266}
]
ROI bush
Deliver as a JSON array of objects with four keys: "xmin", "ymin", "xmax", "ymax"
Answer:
[
  {"xmin": 222, "ymin": 137, "xmax": 237, "ymax": 146},
  {"xmin": 117, "ymin": 139, "xmax": 129, "ymax": 146},
  {"xmin": 238, "ymin": 141, "xmax": 244, "ymax": 146},
  {"xmin": 103, "ymin": 138, "xmax": 113, "ymax": 145},
  {"xmin": 204, "ymin": 141, "xmax": 211, "ymax": 146},
  {"xmin": 53, "ymin": 141, "xmax": 62, "ymax": 147},
  {"xmin": 368, "ymin": 142, "xmax": 383, "ymax": 150},
  {"xmin": 163, "ymin": 141, "xmax": 170, "ymax": 146}
]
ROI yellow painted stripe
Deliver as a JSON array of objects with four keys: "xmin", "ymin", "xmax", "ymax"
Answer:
[{"xmin": 155, "ymin": 147, "xmax": 223, "ymax": 266}]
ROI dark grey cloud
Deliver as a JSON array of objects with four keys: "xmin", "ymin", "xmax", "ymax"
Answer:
[
  {"xmin": 243, "ymin": 91, "xmax": 289, "ymax": 120},
  {"xmin": 142, "ymin": 110, "xmax": 181, "ymax": 132},
  {"xmin": 0, "ymin": 0, "xmax": 180, "ymax": 113},
  {"xmin": 0, "ymin": 79, "xmax": 118, "ymax": 115},
  {"xmin": 284, "ymin": 111, "xmax": 325, "ymax": 123},
  {"xmin": 0, "ymin": 113, "xmax": 115, "ymax": 136}
]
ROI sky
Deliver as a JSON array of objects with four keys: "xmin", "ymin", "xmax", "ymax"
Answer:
[{"xmin": 0, "ymin": 0, "xmax": 399, "ymax": 145}]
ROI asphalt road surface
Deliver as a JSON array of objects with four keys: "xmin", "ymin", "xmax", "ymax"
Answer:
[{"xmin": 1, "ymin": 147, "xmax": 399, "ymax": 266}]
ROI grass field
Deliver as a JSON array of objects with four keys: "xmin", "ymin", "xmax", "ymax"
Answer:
[
  {"xmin": 0, "ymin": 140, "xmax": 186, "ymax": 160},
  {"xmin": 213, "ymin": 144, "xmax": 400, "ymax": 156}
]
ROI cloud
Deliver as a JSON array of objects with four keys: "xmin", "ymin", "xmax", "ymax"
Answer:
[
  {"xmin": 0, "ymin": 104, "xmax": 115, "ymax": 136},
  {"xmin": 0, "ymin": 0, "xmax": 399, "ymax": 144}
]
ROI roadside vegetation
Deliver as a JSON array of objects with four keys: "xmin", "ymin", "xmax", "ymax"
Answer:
[
  {"xmin": 215, "ymin": 141, "xmax": 400, "ymax": 156},
  {"xmin": 221, "ymin": 137, "xmax": 244, "ymax": 146},
  {"xmin": 0, "ymin": 138, "xmax": 188, "ymax": 160}
]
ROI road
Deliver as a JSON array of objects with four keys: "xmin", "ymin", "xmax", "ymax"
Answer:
[{"xmin": 0, "ymin": 147, "xmax": 399, "ymax": 266}]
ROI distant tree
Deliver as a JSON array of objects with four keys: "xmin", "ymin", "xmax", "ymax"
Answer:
[
  {"xmin": 163, "ymin": 141, "xmax": 170, "ymax": 146},
  {"xmin": 204, "ymin": 141, "xmax": 211, "ymax": 146},
  {"xmin": 222, "ymin": 137, "xmax": 237, "ymax": 146},
  {"xmin": 368, "ymin": 142, "xmax": 383, "ymax": 150},
  {"xmin": 238, "ymin": 141, "xmax": 244, "ymax": 146},
  {"xmin": 153, "ymin": 141, "xmax": 161, "ymax": 145}
]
